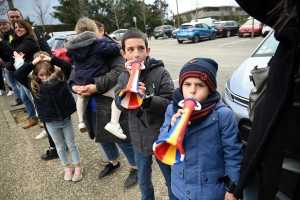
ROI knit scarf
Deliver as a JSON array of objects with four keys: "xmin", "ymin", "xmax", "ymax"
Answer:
[{"xmin": 172, "ymin": 88, "xmax": 221, "ymax": 124}]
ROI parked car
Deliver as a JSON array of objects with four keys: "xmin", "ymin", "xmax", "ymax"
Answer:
[
  {"xmin": 172, "ymin": 28, "xmax": 179, "ymax": 38},
  {"xmin": 222, "ymin": 30, "xmax": 299, "ymax": 199},
  {"xmin": 262, "ymin": 25, "xmax": 272, "ymax": 37},
  {"xmin": 176, "ymin": 22, "xmax": 216, "ymax": 43},
  {"xmin": 49, "ymin": 31, "xmax": 76, "ymax": 37},
  {"xmin": 190, "ymin": 17, "xmax": 217, "ymax": 27},
  {"xmin": 238, "ymin": 18, "xmax": 264, "ymax": 37},
  {"xmin": 153, "ymin": 25, "xmax": 174, "ymax": 39},
  {"xmin": 47, "ymin": 34, "xmax": 75, "ymax": 49},
  {"xmin": 108, "ymin": 29, "xmax": 127, "ymax": 41},
  {"xmin": 51, "ymin": 34, "xmax": 76, "ymax": 63},
  {"xmin": 213, "ymin": 21, "xmax": 240, "ymax": 37}
]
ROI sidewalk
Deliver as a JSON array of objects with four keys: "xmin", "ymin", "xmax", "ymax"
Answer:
[{"xmin": 0, "ymin": 93, "xmax": 169, "ymax": 200}]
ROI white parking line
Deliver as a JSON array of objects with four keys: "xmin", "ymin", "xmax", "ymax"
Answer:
[{"xmin": 218, "ymin": 39, "xmax": 251, "ymax": 47}]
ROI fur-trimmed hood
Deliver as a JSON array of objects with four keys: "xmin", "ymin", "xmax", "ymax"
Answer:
[
  {"xmin": 65, "ymin": 31, "xmax": 97, "ymax": 62},
  {"xmin": 64, "ymin": 31, "xmax": 96, "ymax": 50}
]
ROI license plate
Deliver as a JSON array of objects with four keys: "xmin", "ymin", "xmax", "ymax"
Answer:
[
  {"xmin": 155, "ymin": 34, "xmax": 159, "ymax": 36},
  {"xmin": 181, "ymin": 32, "xmax": 187, "ymax": 34},
  {"xmin": 179, "ymin": 38, "xmax": 188, "ymax": 40},
  {"xmin": 243, "ymin": 33, "xmax": 250, "ymax": 36}
]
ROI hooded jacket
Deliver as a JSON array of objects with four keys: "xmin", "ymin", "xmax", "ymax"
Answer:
[
  {"xmin": 114, "ymin": 57, "xmax": 175, "ymax": 156},
  {"xmin": 65, "ymin": 31, "xmax": 121, "ymax": 85},
  {"xmin": 14, "ymin": 57, "xmax": 76, "ymax": 122},
  {"xmin": 159, "ymin": 101, "xmax": 242, "ymax": 200}
]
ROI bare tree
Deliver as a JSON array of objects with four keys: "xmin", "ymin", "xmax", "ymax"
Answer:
[
  {"xmin": 136, "ymin": 0, "xmax": 147, "ymax": 29},
  {"xmin": 32, "ymin": 0, "xmax": 53, "ymax": 30},
  {"xmin": 106, "ymin": 0, "xmax": 127, "ymax": 30},
  {"xmin": 0, "ymin": 0, "xmax": 7, "ymax": 15},
  {"xmin": 7, "ymin": 0, "xmax": 14, "ymax": 8}
]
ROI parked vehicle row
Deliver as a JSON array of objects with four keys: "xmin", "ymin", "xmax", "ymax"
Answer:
[{"xmin": 176, "ymin": 22, "xmax": 216, "ymax": 43}]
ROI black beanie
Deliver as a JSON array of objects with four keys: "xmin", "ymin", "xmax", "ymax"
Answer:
[{"xmin": 179, "ymin": 58, "xmax": 218, "ymax": 93}]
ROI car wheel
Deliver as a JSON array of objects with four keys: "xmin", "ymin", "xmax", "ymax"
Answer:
[
  {"xmin": 155, "ymin": 37, "xmax": 158, "ymax": 39},
  {"xmin": 209, "ymin": 33, "xmax": 216, "ymax": 40},
  {"xmin": 192, "ymin": 35, "xmax": 200, "ymax": 43},
  {"xmin": 177, "ymin": 39, "xmax": 183, "ymax": 44},
  {"xmin": 226, "ymin": 31, "xmax": 231, "ymax": 37}
]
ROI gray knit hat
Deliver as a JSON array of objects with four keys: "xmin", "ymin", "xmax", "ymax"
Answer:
[{"xmin": 0, "ymin": 17, "xmax": 10, "ymax": 23}]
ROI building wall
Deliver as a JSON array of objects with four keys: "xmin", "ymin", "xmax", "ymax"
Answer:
[{"xmin": 178, "ymin": 6, "xmax": 248, "ymax": 23}]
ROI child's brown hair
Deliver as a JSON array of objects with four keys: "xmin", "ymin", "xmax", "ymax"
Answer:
[{"xmin": 30, "ymin": 51, "xmax": 66, "ymax": 97}]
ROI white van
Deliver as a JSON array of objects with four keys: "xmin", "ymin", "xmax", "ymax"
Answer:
[{"xmin": 190, "ymin": 18, "xmax": 216, "ymax": 27}]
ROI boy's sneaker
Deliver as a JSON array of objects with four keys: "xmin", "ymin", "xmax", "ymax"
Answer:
[
  {"xmin": 7, "ymin": 91, "xmax": 14, "ymax": 96},
  {"xmin": 98, "ymin": 162, "xmax": 120, "ymax": 179},
  {"xmin": 35, "ymin": 130, "xmax": 48, "ymax": 140},
  {"xmin": 64, "ymin": 167, "xmax": 73, "ymax": 181},
  {"xmin": 72, "ymin": 167, "xmax": 83, "ymax": 182},
  {"xmin": 124, "ymin": 168, "xmax": 138, "ymax": 188},
  {"xmin": 78, "ymin": 122, "xmax": 87, "ymax": 133},
  {"xmin": 0, "ymin": 90, "xmax": 3, "ymax": 96},
  {"xmin": 104, "ymin": 122, "xmax": 126, "ymax": 139}
]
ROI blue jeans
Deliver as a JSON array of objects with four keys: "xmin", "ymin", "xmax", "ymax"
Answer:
[
  {"xmin": 19, "ymin": 85, "xmax": 38, "ymax": 119},
  {"xmin": 46, "ymin": 118, "xmax": 81, "ymax": 166},
  {"xmin": 133, "ymin": 148, "xmax": 177, "ymax": 200},
  {"xmin": 4, "ymin": 71, "xmax": 21, "ymax": 99},
  {"xmin": 90, "ymin": 111, "xmax": 136, "ymax": 166},
  {"xmin": 243, "ymin": 170, "xmax": 259, "ymax": 200}
]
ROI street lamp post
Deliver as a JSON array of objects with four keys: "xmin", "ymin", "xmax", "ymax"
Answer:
[{"xmin": 133, "ymin": 16, "xmax": 137, "ymax": 28}]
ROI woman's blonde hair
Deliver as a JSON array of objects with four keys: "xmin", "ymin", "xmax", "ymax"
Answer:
[
  {"xmin": 30, "ymin": 51, "xmax": 66, "ymax": 98},
  {"xmin": 75, "ymin": 17, "xmax": 98, "ymax": 35},
  {"xmin": 269, "ymin": 0, "xmax": 297, "ymax": 30}
]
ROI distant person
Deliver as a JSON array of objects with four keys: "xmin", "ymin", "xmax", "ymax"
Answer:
[
  {"xmin": 115, "ymin": 28, "xmax": 176, "ymax": 199},
  {"xmin": 14, "ymin": 51, "xmax": 83, "ymax": 182},
  {"xmin": 159, "ymin": 58, "xmax": 243, "ymax": 200},
  {"xmin": 146, "ymin": 24, "xmax": 151, "ymax": 40},
  {"xmin": 42, "ymin": 30, "xmax": 51, "ymax": 40}
]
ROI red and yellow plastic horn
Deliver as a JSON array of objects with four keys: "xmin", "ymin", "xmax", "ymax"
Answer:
[
  {"xmin": 153, "ymin": 98, "xmax": 201, "ymax": 165},
  {"xmin": 118, "ymin": 60, "xmax": 145, "ymax": 109}
]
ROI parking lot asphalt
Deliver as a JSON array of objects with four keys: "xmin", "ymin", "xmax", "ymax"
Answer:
[{"xmin": 0, "ymin": 35, "xmax": 263, "ymax": 200}]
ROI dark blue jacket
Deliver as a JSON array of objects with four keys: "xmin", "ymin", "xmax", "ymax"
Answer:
[
  {"xmin": 14, "ymin": 57, "xmax": 76, "ymax": 122},
  {"xmin": 65, "ymin": 31, "xmax": 121, "ymax": 85}
]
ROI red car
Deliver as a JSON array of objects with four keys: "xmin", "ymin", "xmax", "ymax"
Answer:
[
  {"xmin": 51, "ymin": 34, "xmax": 76, "ymax": 63},
  {"xmin": 238, "ymin": 18, "xmax": 264, "ymax": 37}
]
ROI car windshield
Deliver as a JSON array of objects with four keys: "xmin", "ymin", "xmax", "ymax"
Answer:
[
  {"xmin": 52, "ymin": 39, "xmax": 66, "ymax": 50},
  {"xmin": 244, "ymin": 19, "xmax": 261, "ymax": 25},
  {"xmin": 155, "ymin": 26, "xmax": 162, "ymax": 30},
  {"xmin": 214, "ymin": 23, "xmax": 223, "ymax": 28},
  {"xmin": 180, "ymin": 25, "xmax": 193, "ymax": 29},
  {"xmin": 252, "ymin": 32, "xmax": 279, "ymax": 57}
]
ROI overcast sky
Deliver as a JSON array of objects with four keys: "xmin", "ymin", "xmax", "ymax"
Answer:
[{"xmin": 7, "ymin": 0, "xmax": 239, "ymax": 25}]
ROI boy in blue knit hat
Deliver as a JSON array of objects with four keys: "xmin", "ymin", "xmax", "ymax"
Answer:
[{"xmin": 159, "ymin": 58, "xmax": 243, "ymax": 200}]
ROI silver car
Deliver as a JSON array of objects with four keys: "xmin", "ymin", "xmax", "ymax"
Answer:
[
  {"xmin": 222, "ymin": 30, "xmax": 278, "ymax": 144},
  {"xmin": 108, "ymin": 29, "xmax": 127, "ymax": 41}
]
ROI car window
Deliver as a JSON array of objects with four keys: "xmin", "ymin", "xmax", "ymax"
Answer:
[
  {"xmin": 252, "ymin": 32, "xmax": 279, "ymax": 57},
  {"xmin": 52, "ymin": 39, "xmax": 66, "ymax": 50},
  {"xmin": 244, "ymin": 19, "xmax": 261, "ymax": 25},
  {"xmin": 180, "ymin": 25, "xmax": 193, "ymax": 29},
  {"xmin": 155, "ymin": 26, "xmax": 162, "ymax": 30},
  {"xmin": 214, "ymin": 23, "xmax": 223, "ymax": 28},
  {"xmin": 202, "ymin": 23, "xmax": 209, "ymax": 29}
]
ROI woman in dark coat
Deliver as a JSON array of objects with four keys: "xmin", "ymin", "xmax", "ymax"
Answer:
[{"xmin": 234, "ymin": 0, "xmax": 300, "ymax": 199}]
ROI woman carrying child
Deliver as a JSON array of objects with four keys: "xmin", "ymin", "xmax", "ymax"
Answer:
[
  {"xmin": 14, "ymin": 51, "xmax": 83, "ymax": 182},
  {"xmin": 65, "ymin": 17, "xmax": 126, "ymax": 140}
]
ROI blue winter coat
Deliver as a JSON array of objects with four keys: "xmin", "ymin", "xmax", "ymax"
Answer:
[
  {"xmin": 65, "ymin": 31, "xmax": 121, "ymax": 85},
  {"xmin": 159, "ymin": 101, "xmax": 243, "ymax": 200}
]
